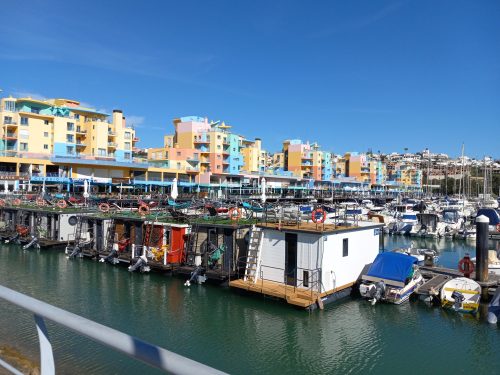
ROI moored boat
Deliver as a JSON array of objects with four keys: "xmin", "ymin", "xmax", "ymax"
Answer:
[
  {"xmin": 359, "ymin": 252, "xmax": 424, "ymax": 305},
  {"xmin": 440, "ymin": 277, "xmax": 480, "ymax": 314}
]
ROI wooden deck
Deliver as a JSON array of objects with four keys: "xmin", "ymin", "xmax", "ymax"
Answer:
[
  {"xmin": 229, "ymin": 278, "xmax": 321, "ymax": 308},
  {"xmin": 258, "ymin": 222, "xmax": 355, "ymax": 234}
]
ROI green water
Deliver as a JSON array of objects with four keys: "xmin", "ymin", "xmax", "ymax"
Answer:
[{"xmin": 1, "ymin": 236, "xmax": 499, "ymax": 374}]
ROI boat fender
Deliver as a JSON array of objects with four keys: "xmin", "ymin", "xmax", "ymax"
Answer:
[
  {"xmin": 311, "ymin": 208, "xmax": 326, "ymax": 224},
  {"xmin": 12, "ymin": 198, "xmax": 21, "ymax": 206},
  {"xmin": 497, "ymin": 223, "xmax": 500, "ymax": 233}
]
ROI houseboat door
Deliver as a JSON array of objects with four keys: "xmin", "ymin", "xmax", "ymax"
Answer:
[{"xmin": 285, "ymin": 233, "xmax": 297, "ymax": 286}]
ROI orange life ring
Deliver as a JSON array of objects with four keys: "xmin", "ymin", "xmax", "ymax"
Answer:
[
  {"xmin": 312, "ymin": 208, "xmax": 326, "ymax": 224},
  {"xmin": 138, "ymin": 203, "xmax": 150, "ymax": 216},
  {"xmin": 16, "ymin": 225, "xmax": 29, "ymax": 236},
  {"xmin": 458, "ymin": 257, "xmax": 474, "ymax": 275},
  {"xmin": 497, "ymin": 223, "xmax": 500, "ymax": 233},
  {"xmin": 12, "ymin": 198, "xmax": 21, "ymax": 206},
  {"xmin": 228, "ymin": 207, "xmax": 242, "ymax": 221},
  {"xmin": 0, "ymin": 199, "xmax": 5, "ymax": 207},
  {"xmin": 99, "ymin": 202, "xmax": 110, "ymax": 213},
  {"xmin": 57, "ymin": 199, "xmax": 67, "ymax": 209},
  {"xmin": 36, "ymin": 197, "xmax": 45, "ymax": 207}
]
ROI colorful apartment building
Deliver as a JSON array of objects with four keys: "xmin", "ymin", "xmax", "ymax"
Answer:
[
  {"xmin": 0, "ymin": 93, "xmax": 423, "ymax": 191},
  {"xmin": 0, "ymin": 96, "xmax": 141, "ymax": 181}
]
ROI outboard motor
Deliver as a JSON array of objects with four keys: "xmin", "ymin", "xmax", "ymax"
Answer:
[
  {"xmin": 5, "ymin": 232, "xmax": 20, "ymax": 245},
  {"xmin": 99, "ymin": 248, "xmax": 118, "ymax": 263},
  {"xmin": 360, "ymin": 281, "xmax": 386, "ymax": 305},
  {"xmin": 451, "ymin": 291, "xmax": 465, "ymax": 311},
  {"xmin": 23, "ymin": 236, "xmax": 40, "ymax": 250},
  {"xmin": 184, "ymin": 266, "xmax": 207, "ymax": 286},
  {"xmin": 128, "ymin": 254, "xmax": 149, "ymax": 272},
  {"xmin": 66, "ymin": 245, "xmax": 82, "ymax": 259}
]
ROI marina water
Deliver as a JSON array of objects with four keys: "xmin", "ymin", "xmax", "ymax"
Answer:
[{"xmin": 1, "ymin": 236, "xmax": 500, "ymax": 374}]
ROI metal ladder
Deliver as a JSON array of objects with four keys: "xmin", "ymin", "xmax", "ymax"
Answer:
[
  {"xmin": 104, "ymin": 219, "xmax": 116, "ymax": 254},
  {"xmin": 244, "ymin": 225, "xmax": 263, "ymax": 283},
  {"xmin": 185, "ymin": 222, "xmax": 199, "ymax": 266},
  {"xmin": 73, "ymin": 216, "xmax": 83, "ymax": 245}
]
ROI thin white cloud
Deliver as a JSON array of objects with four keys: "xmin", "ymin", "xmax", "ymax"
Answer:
[
  {"xmin": 126, "ymin": 115, "xmax": 145, "ymax": 127},
  {"xmin": 12, "ymin": 90, "xmax": 47, "ymax": 100}
]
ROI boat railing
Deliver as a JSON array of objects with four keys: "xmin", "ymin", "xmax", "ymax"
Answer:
[{"xmin": 0, "ymin": 284, "xmax": 226, "ymax": 375}]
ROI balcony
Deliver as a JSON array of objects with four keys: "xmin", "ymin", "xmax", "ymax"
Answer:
[
  {"xmin": 2, "ymin": 121, "xmax": 18, "ymax": 127},
  {"xmin": 186, "ymin": 157, "xmax": 199, "ymax": 163},
  {"xmin": 133, "ymin": 136, "xmax": 139, "ymax": 142},
  {"xmin": 108, "ymin": 142, "xmax": 118, "ymax": 148},
  {"xmin": 186, "ymin": 167, "xmax": 199, "ymax": 173},
  {"xmin": 76, "ymin": 128, "xmax": 87, "ymax": 135},
  {"xmin": 2, "ymin": 133, "xmax": 17, "ymax": 140},
  {"xmin": 108, "ymin": 131, "xmax": 117, "ymax": 137},
  {"xmin": 194, "ymin": 139, "xmax": 210, "ymax": 144},
  {"xmin": 200, "ymin": 159, "xmax": 210, "ymax": 164},
  {"xmin": 76, "ymin": 142, "xmax": 86, "ymax": 148}
]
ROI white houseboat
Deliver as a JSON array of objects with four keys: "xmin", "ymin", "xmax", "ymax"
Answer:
[{"xmin": 229, "ymin": 221, "xmax": 383, "ymax": 310}]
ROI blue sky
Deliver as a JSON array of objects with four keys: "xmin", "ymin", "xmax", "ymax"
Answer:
[{"xmin": 0, "ymin": 0, "xmax": 498, "ymax": 158}]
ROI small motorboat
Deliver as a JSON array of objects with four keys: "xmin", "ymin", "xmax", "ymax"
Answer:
[
  {"xmin": 392, "ymin": 243, "xmax": 439, "ymax": 265},
  {"xmin": 440, "ymin": 277, "xmax": 480, "ymax": 314},
  {"xmin": 359, "ymin": 252, "xmax": 424, "ymax": 305}
]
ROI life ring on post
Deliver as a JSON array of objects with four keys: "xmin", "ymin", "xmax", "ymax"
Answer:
[
  {"xmin": 497, "ymin": 223, "xmax": 500, "ymax": 233},
  {"xmin": 36, "ymin": 197, "xmax": 45, "ymax": 207},
  {"xmin": 458, "ymin": 256, "xmax": 474, "ymax": 276},
  {"xmin": 311, "ymin": 208, "xmax": 326, "ymax": 224},
  {"xmin": 228, "ymin": 207, "xmax": 242, "ymax": 221},
  {"xmin": 98, "ymin": 202, "xmax": 110, "ymax": 213},
  {"xmin": 57, "ymin": 199, "xmax": 67, "ymax": 209},
  {"xmin": 12, "ymin": 198, "xmax": 21, "ymax": 206},
  {"xmin": 138, "ymin": 203, "xmax": 150, "ymax": 216}
]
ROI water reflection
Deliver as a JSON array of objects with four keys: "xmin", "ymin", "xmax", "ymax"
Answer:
[{"xmin": 0, "ymin": 238, "xmax": 500, "ymax": 374}]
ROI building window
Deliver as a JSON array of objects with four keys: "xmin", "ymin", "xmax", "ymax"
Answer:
[
  {"xmin": 44, "ymin": 120, "xmax": 49, "ymax": 125},
  {"xmin": 176, "ymin": 162, "xmax": 181, "ymax": 169},
  {"xmin": 217, "ymin": 135, "xmax": 221, "ymax": 139},
  {"xmin": 20, "ymin": 143, "xmax": 28, "ymax": 151},
  {"xmin": 125, "ymin": 132, "xmax": 131, "ymax": 140},
  {"xmin": 74, "ymin": 114, "xmax": 80, "ymax": 120},
  {"xmin": 3, "ymin": 116, "xmax": 13, "ymax": 124},
  {"xmin": 3, "ymin": 101, "xmax": 15, "ymax": 112},
  {"xmin": 67, "ymin": 122, "xmax": 74, "ymax": 131},
  {"xmin": 217, "ymin": 145, "xmax": 221, "ymax": 150},
  {"xmin": 342, "ymin": 238, "xmax": 348, "ymax": 257},
  {"xmin": 177, "ymin": 152, "xmax": 181, "ymax": 156},
  {"xmin": 124, "ymin": 152, "xmax": 131, "ymax": 160},
  {"xmin": 43, "ymin": 144, "xmax": 48, "ymax": 150},
  {"xmin": 67, "ymin": 134, "xmax": 74, "ymax": 143},
  {"xmin": 98, "ymin": 148, "xmax": 106, "ymax": 156},
  {"xmin": 124, "ymin": 142, "xmax": 131, "ymax": 150},
  {"xmin": 44, "ymin": 132, "xmax": 49, "ymax": 137},
  {"xmin": 66, "ymin": 146, "xmax": 75, "ymax": 155},
  {"xmin": 31, "ymin": 107, "xmax": 40, "ymax": 114},
  {"xmin": 20, "ymin": 117, "xmax": 28, "ymax": 125},
  {"xmin": 19, "ymin": 129, "xmax": 29, "ymax": 139}
]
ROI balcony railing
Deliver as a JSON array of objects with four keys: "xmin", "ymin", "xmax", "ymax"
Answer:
[
  {"xmin": 2, "ymin": 121, "xmax": 17, "ymax": 126},
  {"xmin": 108, "ymin": 131, "xmax": 117, "ymax": 136},
  {"xmin": 108, "ymin": 142, "xmax": 118, "ymax": 148},
  {"xmin": 75, "ymin": 129, "xmax": 87, "ymax": 134}
]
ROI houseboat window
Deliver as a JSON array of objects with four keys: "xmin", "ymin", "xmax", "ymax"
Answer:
[
  {"xmin": 303, "ymin": 270, "xmax": 309, "ymax": 288},
  {"xmin": 343, "ymin": 238, "xmax": 348, "ymax": 257}
]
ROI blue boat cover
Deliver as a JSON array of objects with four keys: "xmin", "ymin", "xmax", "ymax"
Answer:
[
  {"xmin": 367, "ymin": 252, "xmax": 418, "ymax": 283},
  {"xmin": 477, "ymin": 208, "xmax": 500, "ymax": 225}
]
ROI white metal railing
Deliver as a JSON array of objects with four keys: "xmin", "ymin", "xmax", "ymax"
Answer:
[{"xmin": 0, "ymin": 285, "xmax": 226, "ymax": 375}]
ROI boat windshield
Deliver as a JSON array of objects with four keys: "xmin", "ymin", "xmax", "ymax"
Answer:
[
  {"xmin": 442, "ymin": 210, "xmax": 459, "ymax": 223},
  {"xmin": 402, "ymin": 214, "xmax": 417, "ymax": 220}
]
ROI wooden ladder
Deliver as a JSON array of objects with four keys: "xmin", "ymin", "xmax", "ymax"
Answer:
[{"xmin": 244, "ymin": 225, "xmax": 263, "ymax": 283}]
